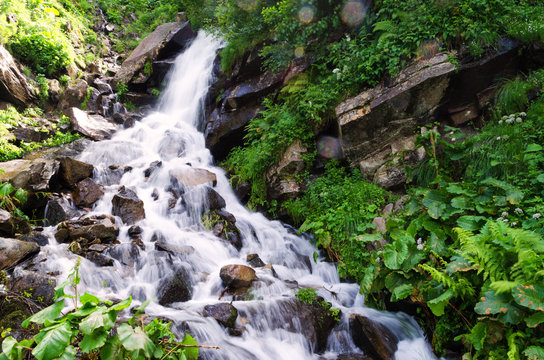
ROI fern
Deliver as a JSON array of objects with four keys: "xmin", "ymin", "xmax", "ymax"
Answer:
[
  {"xmin": 419, "ymin": 263, "xmax": 475, "ymax": 298},
  {"xmin": 373, "ymin": 20, "xmax": 398, "ymax": 42}
]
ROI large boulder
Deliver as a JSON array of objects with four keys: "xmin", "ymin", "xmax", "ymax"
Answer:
[
  {"xmin": 0, "ymin": 209, "xmax": 30, "ymax": 237},
  {"xmin": 9, "ymin": 270, "xmax": 56, "ymax": 306},
  {"xmin": 170, "ymin": 168, "xmax": 217, "ymax": 187},
  {"xmin": 0, "ymin": 45, "xmax": 36, "ymax": 106},
  {"xmin": 223, "ymin": 71, "xmax": 284, "ymax": 111},
  {"xmin": 266, "ymin": 140, "xmax": 307, "ymax": 200},
  {"xmin": 335, "ymin": 53, "xmax": 455, "ymax": 168},
  {"xmin": 111, "ymin": 186, "xmax": 145, "ymax": 225},
  {"xmin": 58, "ymin": 156, "xmax": 94, "ymax": 188},
  {"xmin": 157, "ymin": 267, "xmax": 193, "ymax": 306},
  {"xmin": 55, "ymin": 214, "xmax": 119, "ymax": 244},
  {"xmin": 219, "ymin": 264, "xmax": 256, "ymax": 290},
  {"xmin": 113, "ymin": 21, "xmax": 195, "ymax": 87},
  {"xmin": 0, "ymin": 237, "xmax": 40, "ymax": 270},
  {"xmin": 7, "ymin": 159, "xmax": 60, "ymax": 192},
  {"xmin": 44, "ymin": 195, "xmax": 79, "ymax": 226},
  {"xmin": 59, "ymin": 79, "xmax": 88, "ymax": 111},
  {"xmin": 349, "ymin": 314, "xmax": 399, "ymax": 360},
  {"xmin": 68, "ymin": 107, "xmax": 117, "ymax": 140},
  {"xmin": 72, "ymin": 178, "xmax": 104, "ymax": 208}
]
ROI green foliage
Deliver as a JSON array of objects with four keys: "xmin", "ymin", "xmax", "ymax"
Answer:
[
  {"xmin": 35, "ymin": 74, "xmax": 49, "ymax": 103},
  {"xmin": 296, "ymin": 288, "xmax": 317, "ymax": 304},
  {"xmin": 116, "ymin": 81, "xmax": 129, "ymax": 101},
  {"xmin": 295, "ymin": 288, "xmax": 340, "ymax": 321},
  {"xmin": 0, "ymin": 260, "xmax": 200, "ymax": 360},
  {"xmin": 0, "ymin": 182, "xmax": 28, "ymax": 220}
]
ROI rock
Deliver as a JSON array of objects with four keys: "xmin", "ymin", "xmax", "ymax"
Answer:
[
  {"xmin": 72, "ymin": 178, "xmax": 104, "ymax": 207},
  {"xmin": 88, "ymin": 243, "xmax": 108, "ymax": 252},
  {"xmin": 111, "ymin": 186, "xmax": 145, "ymax": 225},
  {"xmin": 44, "ymin": 195, "xmax": 79, "ymax": 226},
  {"xmin": 0, "ymin": 209, "xmax": 15, "ymax": 237},
  {"xmin": 155, "ymin": 237, "xmax": 195, "ymax": 256},
  {"xmin": 349, "ymin": 314, "xmax": 399, "ymax": 360},
  {"xmin": 124, "ymin": 93, "xmax": 156, "ymax": 107},
  {"xmin": 266, "ymin": 140, "xmax": 307, "ymax": 200},
  {"xmin": 128, "ymin": 225, "xmax": 142, "ymax": 238},
  {"xmin": 157, "ymin": 21, "xmax": 195, "ymax": 60},
  {"xmin": 107, "ymin": 243, "xmax": 140, "ymax": 267},
  {"xmin": 169, "ymin": 167, "xmax": 217, "ymax": 187},
  {"xmin": 113, "ymin": 22, "xmax": 195, "ymax": 87},
  {"xmin": 157, "ymin": 267, "xmax": 192, "ymax": 306},
  {"xmin": 220, "ymin": 264, "xmax": 256, "ymax": 289},
  {"xmin": 372, "ymin": 217, "xmax": 386, "ymax": 234},
  {"xmin": 203, "ymin": 303, "xmax": 238, "ymax": 328},
  {"xmin": 55, "ymin": 214, "xmax": 119, "ymax": 244},
  {"xmin": 0, "ymin": 45, "xmax": 36, "ymax": 106},
  {"xmin": 336, "ymin": 355, "xmax": 375, "ymax": 360},
  {"xmin": 373, "ymin": 164, "xmax": 406, "ymax": 190},
  {"xmin": 48, "ymin": 79, "xmax": 62, "ymax": 103},
  {"xmin": 59, "ymin": 79, "xmax": 88, "ymax": 110},
  {"xmin": 13, "ymin": 127, "xmax": 50, "ymax": 143},
  {"xmin": 382, "ymin": 204, "xmax": 394, "ymax": 216},
  {"xmin": 393, "ymin": 195, "xmax": 409, "ymax": 212},
  {"xmin": 205, "ymin": 209, "xmax": 241, "ymax": 249},
  {"xmin": 224, "ymin": 71, "xmax": 284, "ymax": 110},
  {"xmin": 16, "ymin": 231, "xmax": 49, "ymax": 246},
  {"xmin": 9, "ymin": 159, "xmax": 60, "ymax": 192},
  {"xmin": 9, "ymin": 270, "xmax": 56, "ymax": 305},
  {"xmin": 204, "ymin": 106, "xmax": 263, "ymax": 160},
  {"xmin": 68, "ymin": 107, "xmax": 117, "ymax": 140},
  {"xmin": 144, "ymin": 160, "xmax": 162, "ymax": 178},
  {"xmin": 85, "ymin": 251, "xmax": 114, "ymax": 266},
  {"xmin": 0, "ymin": 237, "xmax": 40, "ymax": 270},
  {"xmin": 92, "ymin": 78, "xmax": 113, "ymax": 95},
  {"xmin": 58, "ymin": 157, "xmax": 94, "ymax": 188},
  {"xmin": 247, "ymin": 254, "xmax": 265, "ymax": 268}
]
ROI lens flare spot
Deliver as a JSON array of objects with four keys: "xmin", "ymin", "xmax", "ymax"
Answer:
[
  {"xmin": 298, "ymin": 6, "xmax": 315, "ymax": 24},
  {"xmin": 341, "ymin": 0, "xmax": 365, "ymax": 27},
  {"xmin": 294, "ymin": 46, "xmax": 305, "ymax": 57},
  {"xmin": 317, "ymin": 136, "xmax": 343, "ymax": 159},
  {"xmin": 417, "ymin": 39, "xmax": 441, "ymax": 60},
  {"xmin": 237, "ymin": 0, "xmax": 258, "ymax": 12}
]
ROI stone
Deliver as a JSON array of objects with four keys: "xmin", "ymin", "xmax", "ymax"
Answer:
[
  {"xmin": 373, "ymin": 164, "xmax": 406, "ymax": 190},
  {"xmin": 55, "ymin": 214, "xmax": 119, "ymax": 244},
  {"xmin": 85, "ymin": 251, "xmax": 114, "ymax": 266},
  {"xmin": 111, "ymin": 186, "xmax": 145, "ymax": 225},
  {"xmin": 72, "ymin": 178, "xmax": 104, "ymax": 207},
  {"xmin": 169, "ymin": 167, "xmax": 217, "ymax": 187},
  {"xmin": 68, "ymin": 107, "xmax": 117, "ymax": 140},
  {"xmin": 128, "ymin": 225, "xmax": 143, "ymax": 238},
  {"xmin": 157, "ymin": 267, "xmax": 192, "ymax": 306},
  {"xmin": 16, "ymin": 231, "xmax": 49, "ymax": 246},
  {"xmin": 0, "ymin": 237, "xmax": 40, "ymax": 270},
  {"xmin": 382, "ymin": 204, "xmax": 394, "ymax": 216},
  {"xmin": 58, "ymin": 157, "xmax": 94, "ymax": 188},
  {"xmin": 155, "ymin": 239, "xmax": 195, "ymax": 256},
  {"xmin": 124, "ymin": 93, "xmax": 156, "ymax": 106},
  {"xmin": 44, "ymin": 195, "xmax": 79, "ymax": 226},
  {"xmin": 92, "ymin": 78, "xmax": 113, "ymax": 95},
  {"xmin": 144, "ymin": 160, "xmax": 162, "ymax": 178},
  {"xmin": 224, "ymin": 71, "xmax": 284, "ymax": 110},
  {"xmin": 372, "ymin": 217, "xmax": 386, "ymax": 234},
  {"xmin": 393, "ymin": 195, "xmax": 409, "ymax": 212},
  {"xmin": 48, "ymin": 79, "xmax": 62, "ymax": 103},
  {"xmin": 247, "ymin": 254, "xmax": 265, "ymax": 268},
  {"xmin": 9, "ymin": 270, "xmax": 56, "ymax": 305},
  {"xmin": 203, "ymin": 303, "xmax": 238, "ymax": 328},
  {"xmin": 205, "ymin": 187, "xmax": 226, "ymax": 211},
  {"xmin": 107, "ymin": 243, "xmax": 140, "ymax": 267},
  {"xmin": 449, "ymin": 103, "xmax": 480, "ymax": 125},
  {"xmin": 266, "ymin": 140, "xmax": 307, "ymax": 200},
  {"xmin": 12, "ymin": 127, "xmax": 50, "ymax": 143},
  {"xmin": 156, "ymin": 21, "xmax": 196, "ymax": 60},
  {"xmin": 59, "ymin": 79, "xmax": 88, "ymax": 110},
  {"xmin": 219, "ymin": 264, "xmax": 256, "ymax": 289},
  {"xmin": 0, "ymin": 45, "xmax": 36, "ymax": 106},
  {"xmin": 336, "ymin": 53, "xmax": 456, "ymax": 166},
  {"xmin": 349, "ymin": 314, "xmax": 399, "ymax": 360},
  {"xmin": 9, "ymin": 159, "xmax": 60, "ymax": 192}
]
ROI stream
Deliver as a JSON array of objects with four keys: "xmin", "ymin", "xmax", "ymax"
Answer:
[{"xmin": 31, "ymin": 31, "xmax": 437, "ymax": 360}]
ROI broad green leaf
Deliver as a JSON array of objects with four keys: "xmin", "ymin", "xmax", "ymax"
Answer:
[
  {"xmin": 118, "ymin": 324, "xmax": 155, "ymax": 357},
  {"xmin": 383, "ymin": 240, "xmax": 408, "ymax": 270},
  {"xmin": 181, "ymin": 334, "xmax": 199, "ymax": 360},
  {"xmin": 79, "ymin": 293, "xmax": 100, "ymax": 306},
  {"xmin": 456, "ymin": 215, "xmax": 487, "ymax": 231},
  {"xmin": 79, "ymin": 307, "xmax": 115, "ymax": 335},
  {"xmin": 99, "ymin": 335, "xmax": 122, "ymax": 360},
  {"xmin": 110, "ymin": 296, "xmax": 131, "ymax": 311},
  {"xmin": 465, "ymin": 322, "xmax": 487, "ymax": 351},
  {"xmin": 79, "ymin": 329, "xmax": 108, "ymax": 353},
  {"xmin": 526, "ymin": 143, "xmax": 543, "ymax": 152},
  {"xmin": 525, "ymin": 312, "xmax": 544, "ymax": 328},
  {"xmin": 474, "ymin": 290, "xmax": 511, "ymax": 315},
  {"xmin": 0, "ymin": 183, "xmax": 15, "ymax": 197},
  {"xmin": 13, "ymin": 189, "xmax": 27, "ymax": 204},
  {"xmin": 451, "ymin": 196, "xmax": 472, "ymax": 210},
  {"xmin": 426, "ymin": 201, "xmax": 447, "ymax": 219},
  {"xmin": 22, "ymin": 300, "xmax": 64, "ymax": 328},
  {"xmin": 512, "ymin": 284, "xmax": 544, "ymax": 311},
  {"xmin": 32, "ymin": 322, "xmax": 72, "ymax": 360},
  {"xmin": 391, "ymin": 283, "xmax": 414, "ymax": 302},
  {"xmin": 446, "ymin": 255, "xmax": 475, "ymax": 274},
  {"xmin": 427, "ymin": 289, "xmax": 453, "ymax": 316},
  {"xmin": 524, "ymin": 346, "xmax": 544, "ymax": 360},
  {"xmin": 490, "ymin": 281, "xmax": 518, "ymax": 294},
  {"xmin": 506, "ymin": 189, "xmax": 524, "ymax": 205},
  {"xmin": 446, "ymin": 183, "xmax": 476, "ymax": 196},
  {"xmin": 55, "ymin": 345, "xmax": 76, "ymax": 360},
  {"xmin": 537, "ymin": 174, "xmax": 544, "ymax": 183},
  {"xmin": 1, "ymin": 337, "xmax": 18, "ymax": 355}
]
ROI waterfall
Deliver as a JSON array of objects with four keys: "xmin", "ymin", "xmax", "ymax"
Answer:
[{"xmin": 35, "ymin": 31, "xmax": 438, "ymax": 360}]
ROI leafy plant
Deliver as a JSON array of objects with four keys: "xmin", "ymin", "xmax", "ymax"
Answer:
[{"xmin": 0, "ymin": 182, "xmax": 28, "ymax": 219}]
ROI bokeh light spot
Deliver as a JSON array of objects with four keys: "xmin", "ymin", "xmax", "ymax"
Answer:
[
  {"xmin": 317, "ymin": 136, "xmax": 343, "ymax": 159},
  {"xmin": 298, "ymin": 6, "xmax": 315, "ymax": 24},
  {"xmin": 294, "ymin": 46, "xmax": 305, "ymax": 57},
  {"xmin": 341, "ymin": 0, "xmax": 365, "ymax": 27}
]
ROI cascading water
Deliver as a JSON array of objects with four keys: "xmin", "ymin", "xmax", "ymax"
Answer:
[{"xmin": 35, "ymin": 32, "xmax": 438, "ymax": 359}]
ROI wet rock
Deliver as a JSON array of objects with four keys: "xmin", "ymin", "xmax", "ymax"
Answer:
[
  {"xmin": 157, "ymin": 21, "xmax": 196, "ymax": 60},
  {"xmin": 92, "ymin": 78, "xmax": 113, "ymax": 95},
  {"xmin": 335, "ymin": 355, "xmax": 375, "ymax": 360},
  {"xmin": 349, "ymin": 314, "xmax": 399, "ymax": 360},
  {"xmin": 224, "ymin": 71, "xmax": 284, "ymax": 110},
  {"xmin": 88, "ymin": 243, "xmax": 108, "ymax": 252},
  {"xmin": 205, "ymin": 187, "xmax": 226, "ymax": 211},
  {"xmin": 55, "ymin": 214, "xmax": 119, "ymax": 244},
  {"xmin": 107, "ymin": 243, "xmax": 140, "ymax": 267},
  {"xmin": 48, "ymin": 79, "xmax": 62, "ymax": 104},
  {"xmin": 9, "ymin": 270, "xmax": 56, "ymax": 305},
  {"xmin": 112, "ymin": 112, "xmax": 141, "ymax": 128},
  {"xmin": 85, "ymin": 251, "xmax": 114, "ymax": 266},
  {"xmin": 72, "ymin": 178, "xmax": 104, "ymax": 207},
  {"xmin": 112, "ymin": 186, "xmax": 145, "ymax": 225},
  {"xmin": 169, "ymin": 167, "xmax": 217, "ymax": 187},
  {"xmin": 124, "ymin": 93, "xmax": 156, "ymax": 106},
  {"xmin": 155, "ymin": 238, "xmax": 195, "ymax": 256},
  {"xmin": 144, "ymin": 160, "xmax": 162, "ymax": 178},
  {"xmin": 13, "ymin": 127, "xmax": 50, "ymax": 143},
  {"xmin": 44, "ymin": 195, "xmax": 79, "ymax": 226},
  {"xmin": 373, "ymin": 164, "xmax": 407, "ymax": 190},
  {"xmin": 128, "ymin": 225, "xmax": 143, "ymax": 238},
  {"xmin": 382, "ymin": 204, "xmax": 394, "ymax": 216},
  {"xmin": 0, "ymin": 237, "xmax": 40, "ymax": 270},
  {"xmin": 266, "ymin": 140, "xmax": 307, "ymax": 200},
  {"xmin": 220, "ymin": 264, "xmax": 256, "ymax": 289},
  {"xmin": 16, "ymin": 231, "xmax": 49, "ymax": 246},
  {"xmin": 58, "ymin": 157, "xmax": 94, "ymax": 188},
  {"xmin": 0, "ymin": 45, "xmax": 36, "ymax": 106},
  {"xmin": 68, "ymin": 107, "xmax": 117, "ymax": 140},
  {"xmin": 59, "ymin": 79, "xmax": 88, "ymax": 111},
  {"xmin": 8, "ymin": 159, "xmax": 60, "ymax": 192},
  {"xmin": 246, "ymin": 254, "xmax": 265, "ymax": 268},
  {"xmin": 157, "ymin": 267, "xmax": 192, "ymax": 306},
  {"xmin": 203, "ymin": 303, "xmax": 238, "ymax": 328}
]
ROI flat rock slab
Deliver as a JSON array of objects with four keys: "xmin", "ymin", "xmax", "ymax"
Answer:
[
  {"xmin": 69, "ymin": 107, "xmax": 117, "ymax": 140},
  {"xmin": 170, "ymin": 168, "xmax": 217, "ymax": 187},
  {"xmin": 0, "ymin": 237, "xmax": 40, "ymax": 270},
  {"xmin": 0, "ymin": 45, "xmax": 36, "ymax": 106}
]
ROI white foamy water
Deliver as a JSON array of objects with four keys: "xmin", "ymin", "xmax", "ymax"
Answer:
[{"xmin": 33, "ymin": 31, "xmax": 437, "ymax": 360}]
